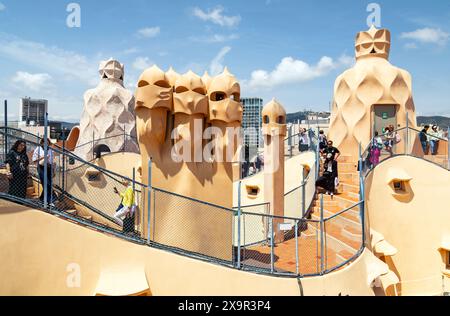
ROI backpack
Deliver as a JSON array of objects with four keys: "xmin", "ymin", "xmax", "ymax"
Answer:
[{"xmin": 395, "ymin": 133, "xmax": 401, "ymax": 144}]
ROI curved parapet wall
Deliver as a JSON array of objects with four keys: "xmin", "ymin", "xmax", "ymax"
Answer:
[
  {"xmin": 0, "ymin": 201, "xmax": 386, "ymax": 296},
  {"xmin": 365, "ymin": 156, "xmax": 450, "ymax": 295},
  {"xmin": 328, "ymin": 26, "xmax": 417, "ymax": 162}
]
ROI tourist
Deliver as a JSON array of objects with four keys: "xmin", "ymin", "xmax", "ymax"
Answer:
[
  {"xmin": 318, "ymin": 130, "xmax": 328, "ymax": 152},
  {"xmin": 419, "ymin": 125, "xmax": 430, "ymax": 155},
  {"xmin": 370, "ymin": 132, "xmax": 383, "ymax": 166},
  {"xmin": 5, "ymin": 140, "xmax": 29, "ymax": 199},
  {"xmin": 249, "ymin": 162, "xmax": 256, "ymax": 176},
  {"xmin": 429, "ymin": 125, "xmax": 441, "ymax": 155},
  {"xmin": 383, "ymin": 126, "xmax": 396, "ymax": 156},
  {"xmin": 322, "ymin": 140, "xmax": 341, "ymax": 162},
  {"xmin": 299, "ymin": 128, "xmax": 310, "ymax": 152},
  {"xmin": 316, "ymin": 153, "xmax": 338, "ymax": 197},
  {"xmin": 255, "ymin": 155, "xmax": 263, "ymax": 172},
  {"xmin": 113, "ymin": 180, "xmax": 135, "ymax": 229},
  {"xmin": 32, "ymin": 138, "xmax": 55, "ymax": 205}
]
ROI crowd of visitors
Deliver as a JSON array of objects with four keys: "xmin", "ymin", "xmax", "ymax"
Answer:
[{"xmin": 420, "ymin": 125, "xmax": 445, "ymax": 155}]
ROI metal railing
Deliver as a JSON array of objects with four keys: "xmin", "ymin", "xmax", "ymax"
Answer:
[
  {"xmin": 240, "ymin": 129, "xmax": 319, "ymax": 180},
  {"xmin": 0, "ymin": 125, "xmax": 365, "ymax": 278},
  {"xmin": 360, "ymin": 126, "xmax": 450, "ymax": 178}
]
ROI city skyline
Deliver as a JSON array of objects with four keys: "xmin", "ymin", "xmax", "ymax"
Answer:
[{"xmin": 0, "ymin": 0, "xmax": 449, "ymax": 122}]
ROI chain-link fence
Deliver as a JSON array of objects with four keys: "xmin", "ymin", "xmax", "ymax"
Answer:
[
  {"xmin": 74, "ymin": 133, "xmax": 139, "ymax": 161},
  {"xmin": 150, "ymin": 187, "xmax": 234, "ymax": 264},
  {"xmin": 323, "ymin": 202, "xmax": 364, "ymax": 273},
  {"xmin": 0, "ymin": 128, "xmax": 145, "ymax": 237}
]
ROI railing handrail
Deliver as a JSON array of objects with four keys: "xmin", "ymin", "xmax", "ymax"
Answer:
[{"xmin": 323, "ymin": 201, "xmax": 364, "ymax": 222}]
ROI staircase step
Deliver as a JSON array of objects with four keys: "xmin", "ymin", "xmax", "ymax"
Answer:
[
  {"xmin": 338, "ymin": 182, "xmax": 360, "ymax": 194},
  {"xmin": 337, "ymin": 155, "xmax": 353, "ymax": 163},
  {"xmin": 313, "ymin": 199, "xmax": 338, "ymax": 207},
  {"xmin": 340, "ymin": 172, "xmax": 360, "ymax": 184},
  {"xmin": 338, "ymin": 162, "xmax": 359, "ymax": 173}
]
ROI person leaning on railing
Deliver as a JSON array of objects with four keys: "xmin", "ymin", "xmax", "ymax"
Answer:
[
  {"xmin": 419, "ymin": 125, "xmax": 430, "ymax": 155},
  {"xmin": 429, "ymin": 125, "xmax": 442, "ymax": 156},
  {"xmin": 5, "ymin": 140, "xmax": 29, "ymax": 199}
]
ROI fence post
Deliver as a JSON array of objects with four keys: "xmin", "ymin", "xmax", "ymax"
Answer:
[
  {"xmin": 237, "ymin": 180, "xmax": 242, "ymax": 269},
  {"xmin": 406, "ymin": 112, "xmax": 409, "ymax": 155},
  {"xmin": 147, "ymin": 158, "xmax": 152, "ymax": 244},
  {"xmin": 315, "ymin": 140, "xmax": 320, "ymax": 179},
  {"xmin": 301, "ymin": 170, "xmax": 306, "ymax": 217},
  {"xmin": 295, "ymin": 221, "xmax": 299, "ymax": 275},
  {"xmin": 320, "ymin": 193, "xmax": 325, "ymax": 274},
  {"xmin": 43, "ymin": 112, "xmax": 49, "ymax": 209},
  {"xmin": 4, "ymin": 100, "xmax": 7, "ymax": 158},
  {"xmin": 123, "ymin": 125, "xmax": 126, "ymax": 153},
  {"xmin": 359, "ymin": 143, "xmax": 366, "ymax": 247},
  {"xmin": 270, "ymin": 216, "xmax": 274, "ymax": 274},
  {"xmin": 447, "ymin": 126, "xmax": 450, "ymax": 170},
  {"xmin": 92, "ymin": 131, "xmax": 95, "ymax": 161}
]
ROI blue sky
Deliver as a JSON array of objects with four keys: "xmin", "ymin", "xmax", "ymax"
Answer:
[{"xmin": 0, "ymin": 0, "xmax": 449, "ymax": 122}]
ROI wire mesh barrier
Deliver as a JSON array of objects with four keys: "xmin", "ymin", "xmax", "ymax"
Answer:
[
  {"xmin": 150, "ymin": 188, "xmax": 235, "ymax": 264},
  {"xmin": 236, "ymin": 209, "xmax": 333, "ymax": 276},
  {"xmin": 52, "ymin": 148, "xmax": 146, "ymax": 237},
  {"xmin": 0, "ymin": 128, "xmax": 146, "ymax": 238},
  {"xmin": 323, "ymin": 202, "xmax": 364, "ymax": 273},
  {"xmin": 74, "ymin": 133, "xmax": 139, "ymax": 161},
  {"xmin": 360, "ymin": 126, "xmax": 450, "ymax": 178}
]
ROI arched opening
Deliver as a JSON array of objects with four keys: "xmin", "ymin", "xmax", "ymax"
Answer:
[{"xmin": 93, "ymin": 144, "xmax": 111, "ymax": 159}]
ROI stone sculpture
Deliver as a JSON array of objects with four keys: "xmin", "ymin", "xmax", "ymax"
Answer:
[
  {"xmin": 135, "ymin": 65, "xmax": 243, "ymax": 260},
  {"xmin": 328, "ymin": 26, "xmax": 417, "ymax": 161},
  {"xmin": 75, "ymin": 58, "xmax": 139, "ymax": 160}
]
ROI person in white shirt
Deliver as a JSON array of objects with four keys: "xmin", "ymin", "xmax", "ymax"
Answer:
[{"xmin": 32, "ymin": 138, "xmax": 55, "ymax": 204}]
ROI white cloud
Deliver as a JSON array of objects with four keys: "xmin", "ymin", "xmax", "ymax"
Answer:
[
  {"xmin": 400, "ymin": 28, "xmax": 449, "ymax": 46},
  {"xmin": 210, "ymin": 46, "xmax": 232, "ymax": 75},
  {"xmin": 132, "ymin": 57, "xmax": 154, "ymax": 71},
  {"xmin": 404, "ymin": 42, "xmax": 418, "ymax": 50},
  {"xmin": 0, "ymin": 33, "xmax": 98, "ymax": 86},
  {"xmin": 245, "ymin": 55, "xmax": 352, "ymax": 90},
  {"xmin": 193, "ymin": 6, "xmax": 241, "ymax": 28},
  {"xmin": 137, "ymin": 27, "xmax": 160, "ymax": 38},
  {"xmin": 12, "ymin": 71, "xmax": 53, "ymax": 92},
  {"xmin": 0, "ymin": 3, "xmax": 5, "ymax": 11},
  {"xmin": 122, "ymin": 47, "xmax": 139, "ymax": 55},
  {"xmin": 190, "ymin": 34, "xmax": 239, "ymax": 43}
]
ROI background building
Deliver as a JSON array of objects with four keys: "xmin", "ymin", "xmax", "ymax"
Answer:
[
  {"xmin": 19, "ymin": 98, "xmax": 48, "ymax": 127},
  {"xmin": 241, "ymin": 97, "xmax": 263, "ymax": 162}
]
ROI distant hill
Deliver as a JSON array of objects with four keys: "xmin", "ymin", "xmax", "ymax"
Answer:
[
  {"xmin": 417, "ymin": 116, "xmax": 450, "ymax": 127},
  {"xmin": 287, "ymin": 111, "xmax": 450, "ymax": 128},
  {"xmin": 286, "ymin": 112, "xmax": 307, "ymax": 123}
]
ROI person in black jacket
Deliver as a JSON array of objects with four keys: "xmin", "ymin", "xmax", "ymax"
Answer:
[
  {"xmin": 5, "ymin": 140, "xmax": 29, "ymax": 198},
  {"xmin": 316, "ymin": 153, "xmax": 338, "ymax": 197},
  {"xmin": 419, "ymin": 125, "xmax": 430, "ymax": 155}
]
